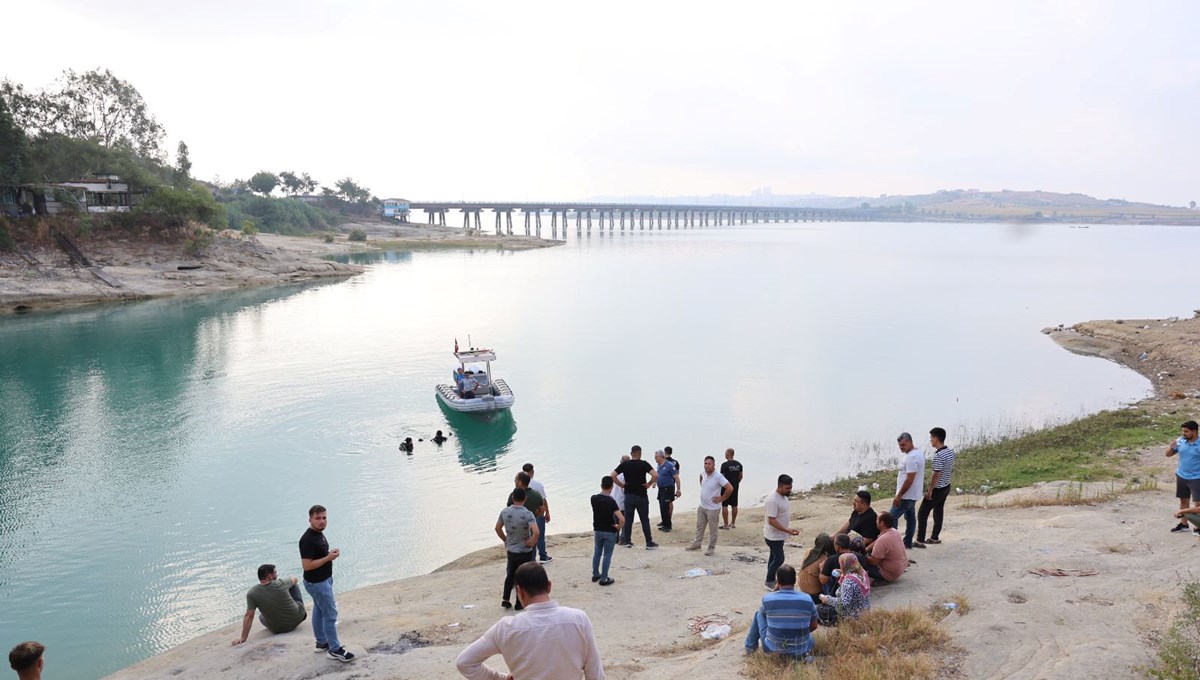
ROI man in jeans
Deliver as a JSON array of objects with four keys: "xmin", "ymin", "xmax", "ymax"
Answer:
[
  {"xmin": 744, "ymin": 564, "xmax": 819, "ymax": 660},
  {"xmin": 686, "ymin": 455, "xmax": 732, "ymax": 556},
  {"xmin": 890, "ymin": 432, "xmax": 925, "ymax": 549},
  {"xmin": 916, "ymin": 427, "xmax": 957, "ymax": 546},
  {"xmin": 763, "ymin": 474, "xmax": 799, "ymax": 589},
  {"xmin": 613, "ymin": 445, "xmax": 659, "ymax": 549},
  {"xmin": 496, "ymin": 487, "xmax": 539, "ymax": 609},
  {"xmin": 522, "ymin": 463, "xmax": 553, "ymax": 562},
  {"xmin": 590, "ymin": 476, "xmax": 624, "ymax": 586},
  {"xmin": 299, "ymin": 504, "xmax": 355, "ymax": 662}
]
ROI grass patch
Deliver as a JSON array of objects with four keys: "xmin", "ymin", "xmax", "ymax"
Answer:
[
  {"xmin": 959, "ymin": 478, "xmax": 1159, "ymax": 509},
  {"xmin": 817, "ymin": 408, "xmax": 1179, "ymax": 495},
  {"xmin": 928, "ymin": 594, "xmax": 971, "ymax": 622},
  {"xmin": 743, "ymin": 607, "xmax": 953, "ymax": 680},
  {"xmin": 1142, "ymin": 582, "xmax": 1200, "ymax": 679}
]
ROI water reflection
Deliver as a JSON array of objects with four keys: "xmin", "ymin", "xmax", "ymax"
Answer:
[
  {"xmin": 436, "ymin": 402, "xmax": 518, "ymax": 473},
  {"xmin": 334, "ymin": 250, "xmax": 414, "ymax": 265}
]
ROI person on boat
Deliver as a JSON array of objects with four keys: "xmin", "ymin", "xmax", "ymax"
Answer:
[
  {"xmin": 400, "ymin": 438, "xmax": 414, "ymax": 453},
  {"xmin": 460, "ymin": 374, "xmax": 478, "ymax": 399},
  {"xmin": 433, "ymin": 430, "xmax": 448, "ymax": 445}
]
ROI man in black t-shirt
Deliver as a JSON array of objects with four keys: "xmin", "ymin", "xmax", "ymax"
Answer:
[
  {"xmin": 719, "ymin": 448, "xmax": 743, "ymax": 529},
  {"xmin": 836, "ymin": 490, "xmax": 880, "ymax": 547},
  {"xmin": 590, "ymin": 476, "xmax": 625, "ymax": 586},
  {"xmin": 612, "ymin": 445, "xmax": 658, "ymax": 549},
  {"xmin": 299, "ymin": 504, "xmax": 355, "ymax": 663}
]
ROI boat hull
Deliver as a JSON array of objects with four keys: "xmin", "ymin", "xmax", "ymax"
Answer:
[{"xmin": 435, "ymin": 379, "xmax": 515, "ymax": 413}]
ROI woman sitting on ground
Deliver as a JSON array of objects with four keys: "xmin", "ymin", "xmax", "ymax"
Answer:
[
  {"xmin": 817, "ymin": 553, "xmax": 871, "ymax": 625},
  {"xmin": 798, "ymin": 533, "xmax": 834, "ymax": 600}
]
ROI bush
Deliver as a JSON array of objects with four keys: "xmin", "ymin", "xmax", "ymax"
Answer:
[
  {"xmin": 216, "ymin": 194, "xmax": 341, "ymax": 235},
  {"xmin": 240, "ymin": 220, "xmax": 258, "ymax": 236},
  {"xmin": 183, "ymin": 226, "xmax": 215, "ymax": 256},
  {"xmin": 137, "ymin": 183, "xmax": 226, "ymax": 229},
  {"xmin": 323, "ymin": 233, "xmax": 335, "ymax": 243},
  {"xmin": 348, "ymin": 228, "xmax": 367, "ymax": 242},
  {"xmin": 1145, "ymin": 582, "xmax": 1200, "ymax": 679}
]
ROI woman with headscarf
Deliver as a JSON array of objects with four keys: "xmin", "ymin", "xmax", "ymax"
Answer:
[
  {"xmin": 817, "ymin": 552, "xmax": 871, "ymax": 626},
  {"xmin": 797, "ymin": 533, "xmax": 834, "ymax": 599}
]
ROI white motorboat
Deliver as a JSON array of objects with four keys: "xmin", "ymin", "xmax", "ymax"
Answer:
[{"xmin": 435, "ymin": 348, "xmax": 515, "ymax": 413}]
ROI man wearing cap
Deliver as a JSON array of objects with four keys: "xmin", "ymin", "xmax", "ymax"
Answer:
[
  {"xmin": 654, "ymin": 450, "xmax": 680, "ymax": 532},
  {"xmin": 232, "ymin": 564, "xmax": 308, "ymax": 646}
]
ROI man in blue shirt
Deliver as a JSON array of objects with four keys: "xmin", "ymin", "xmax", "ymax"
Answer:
[
  {"xmin": 654, "ymin": 450, "xmax": 680, "ymax": 531},
  {"xmin": 744, "ymin": 564, "xmax": 819, "ymax": 660},
  {"xmin": 1168, "ymin": 420, "xmax": 1200, "ymax": 532}
]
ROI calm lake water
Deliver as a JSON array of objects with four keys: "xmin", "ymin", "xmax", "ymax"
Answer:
[{"xmin": 0, "ymin": 222, "xmax": 1190, "ymax": 677}]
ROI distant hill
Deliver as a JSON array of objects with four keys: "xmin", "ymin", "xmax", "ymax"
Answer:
[{"xmin": 588, "ymin": 189, "xmax": 1200, "ymax": 225}]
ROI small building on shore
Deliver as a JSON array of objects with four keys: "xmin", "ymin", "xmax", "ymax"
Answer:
[{"xmin": 382, "ymin": 198, "xmax": 411, "ymax": 222}]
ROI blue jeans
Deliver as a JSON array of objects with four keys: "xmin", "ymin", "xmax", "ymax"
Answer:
[
  {"xmin": 765, "ymin": 539, "xmax": 785, "ymax": 585},
  {"xmin": 891, "ymin": 499, "xmax": 917, "ymax": 548},
  {"xmin": 621, "ymin": 494, "xmax": 653, "ymax": 545},
  {"xmin": 592, "ymin": 531, "xmax": 617, "ymax": 579},
  {"xmin": 536, "ymin": 515, "xmax": 549, "ymax": 560},
  {"xmin": 744, "ymin": 609, "xmax": 812, "ymax": 657},
  {"xmin": 303, "ymin": 577, "xmax": 340, "ymax": 651}
]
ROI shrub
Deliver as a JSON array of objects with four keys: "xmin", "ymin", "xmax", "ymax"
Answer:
[
  {"xmin": 217, "ymin": 194, "xmax": 340, "ymax": 235},
  {"xmin": 348, "ymin": 228, "xmax": 367, "ymax": 242},
  {"xmin": 240, "ymin": 220, "xmax": 258, "ymax": 236},
  {"xmin": 1145, "ymin": 582, "xmax": 1200, "ymax": 679},
  {"xmin": 183, "ymin": 226, "xmax": 215, "ymax": 256},
  {"xmin": 323, "ymin": 233, "xmax": 335, "ymax": 243},
  {"xmin": 138, "ymin": 183, "xmax": 226, "ymax": 229}
]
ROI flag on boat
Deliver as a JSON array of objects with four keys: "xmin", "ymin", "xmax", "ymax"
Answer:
[{"xmin": 454, "ymin": 338, "xmax": 459, "ymax": 353}]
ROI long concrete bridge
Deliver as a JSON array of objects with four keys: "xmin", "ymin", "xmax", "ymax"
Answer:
[{"xmin": 407, "ymin": 201, "xmax": 872, "ymax": 239}]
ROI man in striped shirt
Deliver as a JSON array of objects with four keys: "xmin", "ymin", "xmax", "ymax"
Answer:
[
  {"xmin": 743, "ymin": 564, "xmax": 819, "ymax": 660},
  {"xmin": 916, "ymin": 427, "xmax": 956, "ymax": 546}
]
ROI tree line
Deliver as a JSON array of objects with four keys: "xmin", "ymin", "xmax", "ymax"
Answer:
[{"xmin": 0, "ymin": 68, "xmax": 380, "ymax": 239}]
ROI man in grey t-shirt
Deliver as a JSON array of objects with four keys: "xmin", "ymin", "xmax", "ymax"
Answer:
[
  {"xmin": 495, "ymin": 488, "xmax": 539, "ymax": 610},
  {"xmin": 232, "ymin": 564, "xmax": 308, "ymax": 645}
]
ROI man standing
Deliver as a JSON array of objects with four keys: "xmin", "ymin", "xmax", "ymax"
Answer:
[
  {"xmin": 522, "ymin": 464, "xmax": 553, "ymax": 562},
  {"xmin": 891, "ymin": 433, "xmax": 925, "ymax": 549},
  {"xmin": 686, "ymin": 455, "xmax": 733, "ymax": 556},
  {"xmin": 1168, "ymin": 420, "xmax": 1200, "ymax": 533},
  {"xmin": 497, "ymin": 487, "xmax": 539, "ymax": 610},
  {"xmin": 612, "ymin": 455, "xmax": 629, "ymax": 512},
  {"xmin": 764, "ymin": 474, "xmax": 800, "ymax": 589},
  {"xmin": 865, "ymin": 511, "xmax": 907, "ymax": 584},
  {"xmin": 916, "ymin": 427, "xmax": 957, "ymax": 546},
  {"xmin": 743, "ymin": 565, "xmax": 818, "ymax": 661},
  {"xmin": 836, "ymin": 490, "xmax": 880, "ymax": 548},
  {"xmin": 654, "ymin": 450, "xmax": 680, "ymax": 532},
  {"xmin": 664, "ymin": 446, "xmax": 682, "ymax": 521},
  {"xmin": 456, "ymin": 562, "xmax": 605, "ymax": 680},
  {"xmin": 720, "ymin": 448, "xmax": 744, "ymax": 529},
  {"xmin": 613, "ymin": 445, "xmax": 659, "ymax": 549},
  {"xmin": 508, "ymin": 473, "xmax": 547, "ymax": 562},
  {"xmin": 232, "ymin": 564, "xmax": 308, "ymax": 646},
  {"xmin": 460, "ymin": 373, "xmax": 479, "ymax": 398},
  {"xmin": 8, "ymin": 642, "xmax": 44, "ymax": 680},
  {"xmin": 299, "ymin": 505, "xmax": 354, "ymax": 662},
  {"xmin": 590, "ymin": 476, "xmax": 624, "ymax": 586}
]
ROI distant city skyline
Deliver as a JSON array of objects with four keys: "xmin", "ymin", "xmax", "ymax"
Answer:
[{"xmin": 2, "ymin": 1, "xmax": 1198, "ymax": 206}]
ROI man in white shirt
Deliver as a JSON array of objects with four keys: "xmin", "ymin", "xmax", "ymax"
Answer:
[
  {"xmin": 611, "ymin": 455, "xmax": 629, "ymax": 511},
  {"xmin": 686, "ymin": 456, "xmax": 733, "ymax": 556},
  {"xmin": 763, "ymin": 474, "xmax": 800, "ymax": 589},
  {"xmin": 522, "ymin": 463, "xmax": 552, "ymax": 563},
  {"xmin": 890, "ymin": 432, "xmax": 925, "ymax": 550},
  {"xmin": 456, "ymin": 562, "xmax": 605, "ymax": 680}
]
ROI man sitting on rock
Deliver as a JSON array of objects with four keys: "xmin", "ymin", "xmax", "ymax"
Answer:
[
  {"xmin": 744, "ymin": 564, "xmax": 819, "ymax": 662},
  {"xmin": 232, "ymin": 564, "xmax": 308, "ymax": 646}
]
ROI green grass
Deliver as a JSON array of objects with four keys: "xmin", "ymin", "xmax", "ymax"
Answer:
[
  {"xmin": 1143, "ymin": 582, "xmax": 1200, "ymax": 679},
  {"xmin": 816, "ymin": 408, "xmax": 1180, "ymax": 495}
]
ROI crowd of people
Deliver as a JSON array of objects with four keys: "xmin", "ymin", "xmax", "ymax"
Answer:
[{"xmin": 22, "ymin": 421, "xmax": 1199, "ymax": 678}]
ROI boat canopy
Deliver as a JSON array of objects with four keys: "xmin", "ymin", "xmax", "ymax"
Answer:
[{"xmin": 455, "ymin": 349, "xmax": 496, "ymax": 363}]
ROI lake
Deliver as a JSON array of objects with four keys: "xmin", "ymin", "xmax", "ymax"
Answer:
[{"xmin": 0, "ymin": 221, "xmax": 1187, "ymax": 677}]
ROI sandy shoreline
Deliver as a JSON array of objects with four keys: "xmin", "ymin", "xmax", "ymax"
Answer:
[
  {"xmin": 98, "ymin": 309, "xmax": 1200, "ymax": 679},
  {"xmin": 0, "ymin": 222, "xmax": 561, "ymax": 315}
]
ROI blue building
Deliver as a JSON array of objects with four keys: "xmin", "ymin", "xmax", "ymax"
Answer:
[{"xmin": 382, "ymin": 198, "xmax": 411, "ymax": 221}]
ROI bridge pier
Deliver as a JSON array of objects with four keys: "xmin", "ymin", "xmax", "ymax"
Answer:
[
  {"xmin": 524, "ymin": 210, "xmax": 531, "ymax": 235},
  {"xmin": 535, "ymin": 210, "xmax": 542, "ymax": 238}
]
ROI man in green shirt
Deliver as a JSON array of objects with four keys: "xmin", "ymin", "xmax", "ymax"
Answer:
[
  {"xmin": 232, "ymin": 564, "xmax": 308, "ymax": 646},
  {"xmin": 508, "ymin": 472, "xmax": 546, "ymax": 522}
]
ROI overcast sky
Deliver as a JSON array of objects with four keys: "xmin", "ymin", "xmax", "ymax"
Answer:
[{"xmin": 3, "ymin": 1, "xmax": 1198, "ymax": 205}]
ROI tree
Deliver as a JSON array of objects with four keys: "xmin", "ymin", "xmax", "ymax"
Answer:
[
  {"xmin": 174, "ymin": 141, "xmax": 191, "ymax": 187},
  {"xmin": 247, "ymin": 171, "xmax": 279, "ymax": 196},
  {"xmin": 299, "ymin": 173, "xmax": 317, "ymax": 195},
  {"xmin": 278, "ymin": 171, "xmax": 303, "ymax": 195},
  {"xmin": 335, "ymin": 177, "xmax": 374, "ymax": 204},
  {"xmin": 0, "ymin": 93, "xmax": 27, "ymax": 184},
  {"xmin": 2, "ymin": 69, "xmax": 166, "ymax": 160}
]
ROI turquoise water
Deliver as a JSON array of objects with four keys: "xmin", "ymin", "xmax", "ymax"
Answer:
[{"xmin": 0, "ymin": 222, "xmax": 1186, "ymax": 677}]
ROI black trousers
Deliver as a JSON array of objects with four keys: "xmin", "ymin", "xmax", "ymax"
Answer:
[
  {"xmin": 657, "ymin": 485, "xmax": 675, "ymax": 528},
  {"xmin": 503, "ymin": 550, "xmax": 535, "ymax": 604},
  {"xmin": 917, "ymin": 485, "xmax": 952, "ymax": 542}
]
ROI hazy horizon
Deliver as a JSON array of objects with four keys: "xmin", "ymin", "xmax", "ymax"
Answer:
[{"xmin": 3, "ymin": 1, "xmax": 1198, "ymax": 206}]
